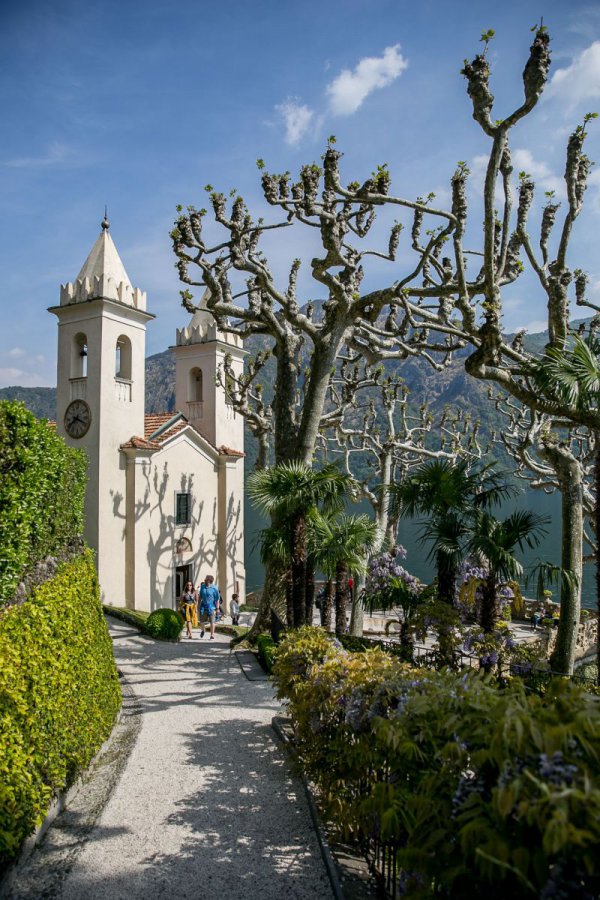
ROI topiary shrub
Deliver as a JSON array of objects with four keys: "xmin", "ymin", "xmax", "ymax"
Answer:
[
  {"xmin": 0, "ymin": 550, "xmax": 121, "ymax": 870},
  {"xmin": 145, "ymin": 607, "xmax": 183, "ymax": 640}
]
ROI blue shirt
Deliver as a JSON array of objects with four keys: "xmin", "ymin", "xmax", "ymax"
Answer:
[{"xmin": 199, "ymin": 583, "xmax": 220, "ymax": 613}]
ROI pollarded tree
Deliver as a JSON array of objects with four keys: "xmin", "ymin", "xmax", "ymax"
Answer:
[
  {"xmin": 319, "ymin": 355, "xmax": 483, "ymax": 634},
  {"xmin": 492, "ymin": 390, "xmax": 596, "ymax": 675},
  {"xmin": 171, "ymin": 26, "xmax": 588, "ymax": 635}
]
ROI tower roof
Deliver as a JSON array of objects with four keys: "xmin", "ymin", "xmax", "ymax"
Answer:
[
  {"xmin": 76, "ymin": 226, "xmax": 132, "ymax": 287},
  {"xmin": 58, "ymin": 217, "xmax": 148, "ymax": 311}
]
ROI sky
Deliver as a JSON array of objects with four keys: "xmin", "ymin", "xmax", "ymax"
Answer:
[{"xmin": 1, "ymin": 0, "xmax": 600, "ymax": 388}]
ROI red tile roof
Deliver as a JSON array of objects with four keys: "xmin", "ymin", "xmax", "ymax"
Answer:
[{"xmin": 122, "ymin": 413, "xmax": 244, "ymax": 457}]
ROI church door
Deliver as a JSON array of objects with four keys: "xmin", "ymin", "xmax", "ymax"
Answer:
[{"xmin": 175, "ymin": 564, "xmax": 194, "ymax": 602}]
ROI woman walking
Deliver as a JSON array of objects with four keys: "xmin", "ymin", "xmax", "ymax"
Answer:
[{"xmin": 180, "ymin": 581, "xmax": 198, "ymax": 639}]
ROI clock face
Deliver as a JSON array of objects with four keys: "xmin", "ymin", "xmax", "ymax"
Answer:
[{"xmin": 64, "ymin": 400, "xmax": 91, "ymax": 438}]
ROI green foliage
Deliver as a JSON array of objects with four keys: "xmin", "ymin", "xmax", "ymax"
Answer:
[
  {"xmin": 0, "ymin": 401, "xmax": 87, "ymax": 604},
  {"xmin": 145, "ymin": 608, "xmax": 183, "ymax": 641},
  {"xmin": 0, "ymin": 551, "xmax": 121, "ymax": 869},
  {"xmin": 256, "ymin": 634, "xmax": 277, "ymax": 672},
  {"xmin": 274, "ymin": 627, "xmax": 600, "ymax": 898}
]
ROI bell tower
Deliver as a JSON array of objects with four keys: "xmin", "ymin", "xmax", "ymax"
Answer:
[
  {"xmin": 49, "ymin": 216, "xmax": 154, "ymax": 602},
  {"xmin": 173, "ymin": 293, "xmax": 245, "ymax": 452},
  {"xmin": 173, "ymin": 295, "xmax": 246, "ymax": 601}
]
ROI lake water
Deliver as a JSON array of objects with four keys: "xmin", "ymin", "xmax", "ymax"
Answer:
[{"xmin": 244, "ymin": 489, "xmax": 597, "ymax": 609}]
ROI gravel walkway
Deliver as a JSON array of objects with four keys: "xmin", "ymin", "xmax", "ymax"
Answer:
[{"xmin": 10, "ymin": 620, "xmax": 332, "ymax": 900}]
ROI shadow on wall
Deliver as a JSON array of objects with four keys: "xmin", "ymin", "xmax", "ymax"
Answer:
[{"xmin": 111, "ymin": 463, "xmax": 219, "ymax": 610}]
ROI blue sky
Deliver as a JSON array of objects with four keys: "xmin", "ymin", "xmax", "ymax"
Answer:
[{"xmin": 1, "ymin": 0, "xmax": 600, "ymax": 387}]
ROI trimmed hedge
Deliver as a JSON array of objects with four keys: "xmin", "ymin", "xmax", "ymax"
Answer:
[
  {"xmin": 145, "ymin": 607, "xmax": 184, "ymax": 640},
  {"xmin": 103, "ymin": 605, "xmax": 149, "ymax": 632},
  {"xmin": 0, "ymin": 551, "xmax": 121, "ymax": 869},
  {"xmin": 256, "ymin": 634, "xmax": 277, "ymax": 673},
  {"xmin": 0, "ymin": 401, "xmax": 87, "ymax": 604},
  {"xmin": 273, "ymin": 627, "xmax": 600, "ymax": 899}
]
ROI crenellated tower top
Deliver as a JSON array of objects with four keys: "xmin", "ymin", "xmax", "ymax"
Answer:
[
  {"xmin": 59, "ymin": 216, "xmax": 147, "ymax": 310},
  {"xmin": 175, "ymin": 289, "xmax": 242, "ymax": 349}
]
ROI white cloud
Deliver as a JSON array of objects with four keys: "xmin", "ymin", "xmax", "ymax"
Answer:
[
  {"xmin": 545, "ymin": 42, "xmax": 600, "ymax": 109},
  {"xmin": 470, "ymin": 150, "xmax": 564, "ymax": 199},
  {"xmin": 0, "ymin": 367, "xmax": 53, "ymax": 388},
  {"xmin": 276, "ymin": 99, "xmax": 315, "ymax": 146},
  {"xmin": 2, "ymin": 141, "xmax": 71, "ymax": 169},
  {"xmin": 326, "ymin": 45, "xmax": 408, "ymax": 116},
  {"xmin": 7, "ymin": 347, "xmax": 25, "ymax": 358},
  {"xmin": 511, "ymin": 149, "xmax": 565, "ymax": 197}
]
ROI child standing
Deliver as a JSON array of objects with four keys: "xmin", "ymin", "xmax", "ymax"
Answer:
[{"xmin": 230, "ymin": 593, "xmax": 240, "ymax": 626}]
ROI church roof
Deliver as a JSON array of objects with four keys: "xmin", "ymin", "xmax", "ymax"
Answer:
[
  {"xmin": 76, "ymin": 224, "xmax": 132, "ymax": 287},
  {"xmin": 120, "ymin": 412, "xmax": 245, "ymax": 457}
]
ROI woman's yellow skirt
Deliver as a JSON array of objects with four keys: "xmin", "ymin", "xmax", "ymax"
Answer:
[{"xmin": 183, "ymin": 603, "xmax": 198, "ymax": 626}]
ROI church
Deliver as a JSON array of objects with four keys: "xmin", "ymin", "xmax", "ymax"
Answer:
[{"xmin": 48, "ymin": 217, "xmax": 246, "ymax": 612}]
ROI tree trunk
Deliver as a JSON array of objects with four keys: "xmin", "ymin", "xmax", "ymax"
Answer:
[
  {"xmin": 349, "ymin": 571, "xmax": 365, "ymax": 636},
  {"xmin": 305, "ymin": 561, "xmax": 315, "ymax": 626},
  {"xmin": 291, "ymin": 511, "xmax": 307, "ymax": 627},
  {"xmin": 437, "ymin": 549, "xmax": 456, "ymax": 605},
  {"xmin": 335, "ymin": 561, "xmax": 349, "ymax": 635},
  {"xmin": 480, "ymin": 573, "xmax": 497, "ymax": 634},
  {"xmin": 285, "ymin": 568, "xmax": 294, "ymax": 627},
  {"xmin": 323, "ymin": 579, "xmax": 334, "ymax": 631},
  {"xmin": 540, "ymin": 443, "xmax": 583, "ymax": 676}
]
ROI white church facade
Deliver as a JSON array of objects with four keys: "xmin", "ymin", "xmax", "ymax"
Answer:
[{"xmin": 49, "ymin": 217, "xmax": 246, "ymax": 612}]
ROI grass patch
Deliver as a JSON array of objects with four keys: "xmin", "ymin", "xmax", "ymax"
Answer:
[{"xmin": 103, "ymin": 605, "xmax": 149, "ymax": 632}]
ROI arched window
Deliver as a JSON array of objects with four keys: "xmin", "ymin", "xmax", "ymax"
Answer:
[
  {"xmin": 71, "ymin": 332, "xmax": 88, "ymax": 378},
  {"xmin": 115, "ymin": 335, "xmax": 132, "ymax": 380},
  {"xmin": 189, "ymin": 367, "xmax": 203, "ymax": 402}
]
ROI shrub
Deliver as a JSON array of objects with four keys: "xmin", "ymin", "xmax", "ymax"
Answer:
[
  {"xmin": 0, "ymin": 401, "xmax": 87, "ymax": 604},
  {"xmin": 274, "ymin": 627, "xmax": 600, "ymax": 899},
  {"xmin": 0, "ymin": 551, "xmax": 121, "ymax": 870},
  {"xmin": 256, "ymin": 634, "xmax": 277, "ymax": 672},
  {"xmin": 145, "ymin": 607, "xmax": 183, "ymax": 640}
]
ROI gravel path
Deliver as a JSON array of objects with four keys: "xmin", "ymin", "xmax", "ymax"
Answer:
[{"xmin": 10, "ymin": 620, "xmax": 332, "ymax": 900}]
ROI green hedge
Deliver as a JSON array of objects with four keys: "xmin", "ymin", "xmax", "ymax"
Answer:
[
  {"xmin": 145, "ymin": 607, "xmax": 183, "ymax": 640},
  {"xmin": 0, "ymin": 551, "xmax": 121, "ymax": 869},
  {"xmin": 256, "ymin": 634, "xmax": 277, "ymax": 673},
  {"xmin": 273, "ymin": 627, "xmax": 600, "ymax": 898},
  {"xmin": 0, "ymin": 401, "xmax": 87, "ymax": 604}
]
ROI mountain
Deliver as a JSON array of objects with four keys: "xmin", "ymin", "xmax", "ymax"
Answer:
[{"xmin": 2, "ymin": 320, "xmax": 590, "ymax": 470}]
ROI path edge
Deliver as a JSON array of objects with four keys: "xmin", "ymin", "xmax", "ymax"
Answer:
[{"xmin": 272, "ymin": 715, "xmax": 344, "ymax": 900}]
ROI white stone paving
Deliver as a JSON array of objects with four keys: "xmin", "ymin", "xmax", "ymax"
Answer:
[{"xmin": 57, "ymin": 620, "xmax": 332, "ymax": 900}]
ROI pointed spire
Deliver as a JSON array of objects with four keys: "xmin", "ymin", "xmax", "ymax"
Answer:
[
  {"xmin": 59, "ymin": 218, "xmax": 147, "ymax": 311},
  {"xmin": 76, "ymin": 220, "xmax": 132, "ymax": 287}
]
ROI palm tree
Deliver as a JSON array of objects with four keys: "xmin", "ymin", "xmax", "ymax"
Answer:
[
  {"xmin": 467, "ymin": 509, "xmax": 547, "ymax": 634},
  {"xmin": 247, "ymin": 462, "xmax": 354, "ymax": 626},
  {"xmin": 389, "ymin": 459, "xmax": 516, "ymax": 605},
  {"xmin": 310, "ymin": 512, "xmax": 378, "ymax": 634},
  {"xmin": 529, "ymin": 333, "xmax": 600, "ymax": 679}
]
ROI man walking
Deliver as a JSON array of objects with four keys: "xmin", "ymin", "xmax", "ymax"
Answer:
[{"xmin": 198, "ymin": 574, "xmax": 220, "ymax": 640}]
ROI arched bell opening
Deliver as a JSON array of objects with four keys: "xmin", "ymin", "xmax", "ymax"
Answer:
[
  {"xmin": 71, "ymin": 332, "xmax": 88, "ymax": 378},
  {"xmin": 115, "ymin": 335, "xmax": 132, "ymax": 380}
]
